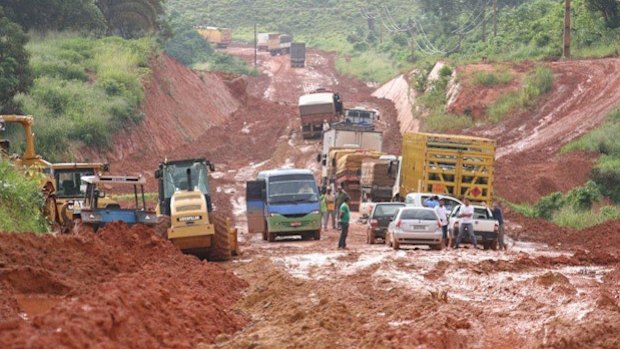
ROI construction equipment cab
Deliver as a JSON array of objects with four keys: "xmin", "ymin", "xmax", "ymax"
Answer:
[{"xmin": 155, "ymin": 158, "xmax": 237, "ymax": 260}]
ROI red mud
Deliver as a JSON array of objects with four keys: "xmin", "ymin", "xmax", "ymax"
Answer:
[{"xmin": 0, "ymin": 223, "xmax": 246, "ymax": 348}]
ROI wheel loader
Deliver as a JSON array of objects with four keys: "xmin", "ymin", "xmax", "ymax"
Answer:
[
  {"xmin": 154, "ymin": 158, "xmax": 238, "ymax": 261},
  {"xmin": 0, "ymin": 115, "xmax": 60, "ymax": 228}
]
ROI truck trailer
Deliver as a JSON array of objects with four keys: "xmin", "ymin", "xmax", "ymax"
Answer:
[
  {"xmin": 290, "ymin": 43, "xmax": 306, "ymax": 68},
  {"xmin": 319, "ymin": 127, "xmax": 383, "ymax": 181},
  {"xmin": 396, "ymin": 133, "xmax": 496, "ymax": 205},
  {"xmin": 298, "ymin": 91, "xmax": 342, "ymax": 139},
  {"xmin": 196, "ymin": 26, "xmax": 232, "ymax": 48}
]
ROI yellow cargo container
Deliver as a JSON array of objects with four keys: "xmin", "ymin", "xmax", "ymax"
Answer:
[
  {"xmin": 400, "ymin": 133, "xmax": 495, "ymax": 205},
  {"xmin": 196, "ymin": 26, "xmax": 232, "ymax": 48}
]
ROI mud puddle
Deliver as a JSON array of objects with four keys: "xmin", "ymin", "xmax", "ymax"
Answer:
[{"xmin": 15, "ymin": 294, "xmax": 65, "ymax": 319}]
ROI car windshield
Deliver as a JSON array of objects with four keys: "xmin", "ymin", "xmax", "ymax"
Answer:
[
  {"xmin": 268, "ymin": 175, "xmax": 318, "ymax": 204},
  {"xmin": 400, "ymin": 209, "xmax": 437, "ymax": 221},
  {"xmin": 55, "ymin": 169, "xmax": 95, "ymax": 198},
  {"xmin": 374, "ymin": 204, "xmax": 404, "ymax": 217},
  {"xmin": 163, "ymin": 162, "xmax": 209, "ymax": 198}
]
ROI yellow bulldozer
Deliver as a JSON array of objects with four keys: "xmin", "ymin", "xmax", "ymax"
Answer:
[
  {"xmin": 154, "ymin": 158, "xmax": 238, "ymax": 261},
  {"xmin": 0, "ymin": 115, "xmax": 60, "ymax": 228}
]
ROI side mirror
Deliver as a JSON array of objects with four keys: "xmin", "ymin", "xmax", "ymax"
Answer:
[{"xmin": 154, "ymin": 169, "xmax": 162, "ymax": 179}]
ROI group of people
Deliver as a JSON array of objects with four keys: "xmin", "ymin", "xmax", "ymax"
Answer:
[
  {"xmin": 319, "ymin": 186, "xmax": 351, "ymax": 249},
  {"xmin": 425, "ymin": 195, "xmax": 507, "ymax": 251}
]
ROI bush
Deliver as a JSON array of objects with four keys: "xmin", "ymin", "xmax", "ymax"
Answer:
[
  {"xmin": 164, "ymin": 27, "xmax": 213, "ymax": 66},
  {"xmin": 0, "ymin": 160, "xmax": 47, "ymax": 233},
  {"xmin": 471, "ymin": 70, "xmax": 513, "ymax": 87},
  {"xmin": 565, "ymin": 180, "xmax": 601, "ymax": 211},
  {"xmin": 533, "ymin": 192, "xmax": 564, "ymax": 219}
]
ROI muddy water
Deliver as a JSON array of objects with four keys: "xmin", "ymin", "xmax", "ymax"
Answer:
[{"xmin": 15, "ymin": 294, "xmax": 64, "ymax": 318}]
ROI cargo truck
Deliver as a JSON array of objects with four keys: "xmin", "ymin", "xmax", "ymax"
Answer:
[
  {"xmin": 394, "ymin": 133, "xmax": 495, "ymax": 205},
  {"xmin": 298, "ymin": 91, "xmax": 343, "ymax": 139},
  {"xmin": 196, "ymin": 26, "xmax": 232, "ymax": 48},
  {"xmin": 269, "ymin": 34, "xmax": 292, "ymax": 55},
  {"xmin": 257, "ymin": 33, "xmax": 274, "ymax": 51},
  {"xmin": 290, "ymin": 43, "xmax": 306, "ymax": 68},
  {"xmin": 334, "ymin": 151, "xmax": 384, "ymax": 211},
  {"xmin": 319, "ymin": 127, "xmax": 383, "ymax": 182},
  {"xmin": 361, "ymin": 158, "xmax": 396, "ymax": 203}
]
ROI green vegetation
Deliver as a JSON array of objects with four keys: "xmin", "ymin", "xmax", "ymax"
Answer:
[
  {"xmin": 0, "ymin": 160, "xmax": 47, "ymax": 233},
  {"xmin": 486, "ymin": 66, "xmax": 553, "ymax": 122},
  {"xmin": 509, "ymin": 181, "xmax": 620, "ymax": 229},
  {"xmin": 471, "ymin": 69, "xmax": 513, "ymax": 87},
  {"xmin": 0, "ymin": 7, "xmax": 32, "ymax": 113},
  {"xmin": 13, "ymin": 33, "xmax": 155, "ymax": 161},
  {"xmin": 563, "ymin": 108, "xmax": 620, "ymax": 203}
]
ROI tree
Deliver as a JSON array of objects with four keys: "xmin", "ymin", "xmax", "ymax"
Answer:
[
  {"xmin": 585, "ymin": 0, "xmax": 620, "ymax": 28},
  {"xmin": 0, "ymin": 0, "xmax": 106, "ymax": 33},
  {"xmin": 97, "ymin": 0, "xmax": 164, "ymax": 38},
  {"xmin": 0, "ymin": 7, "xmax": 31, "ymax": 113}
]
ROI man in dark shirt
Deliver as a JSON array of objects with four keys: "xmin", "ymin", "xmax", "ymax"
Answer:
[{"xmin": 492, "ymin": 201, "xmax": 507, "ymax": 250}]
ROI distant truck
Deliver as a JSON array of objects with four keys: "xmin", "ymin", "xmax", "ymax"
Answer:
[
  {"xmin": 290, "ymin": 43, "xmax": 306, "ymax": 68},
  {"xmin": 268, "ymin": 33, "xmax": 292, "ymax": 55},
  {"xmin": 334, "ymin": 150, "xmax": 384, "ymax": 211},
  {"xmin": 246, "ymin": 169, "xmax": 321, "ymax": 242},
  {"xmin": 360, "ymin": 158, "xmax": 396, "ymax": 203},
  {"xmin": 344, "ymin": 107, "xmax": 379, "ymax": 126},
  {"xmin": 298, "ymin": 90, "xmax": 343, "ymax": 139},
  {"xmin": 319, "ymin": 127, "xmax": 383, "ymax": 182},
  {"xmin": 196, "ymin": 26, "xmax": 232, "ymax": 48},
  {"xmin": 394, "ymin": 133, "xmax": 496, "ymax": 205},
  {"xmin": 257, "ymin": 32, "xmax": 274, "ymax": 51}
]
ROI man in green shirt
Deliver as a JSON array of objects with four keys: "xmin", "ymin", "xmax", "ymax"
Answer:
[
  {"xmin": 335, "ymin": 186, "xmax": 350, "ymax": 228},
  {"xmin": 338, "ymin": 197, "xmax": 351, "ymax": 249}
]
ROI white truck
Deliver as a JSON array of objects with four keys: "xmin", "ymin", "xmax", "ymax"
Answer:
[
  {"xmin": 257, "ymin": 32, "xmax": 274, "ymax": 51},
  {"xmin": 319, "ymin": 127, "xmax": 383, "ymax": 183}
]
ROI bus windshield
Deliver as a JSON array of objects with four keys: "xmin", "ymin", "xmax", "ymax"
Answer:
[
  {"xmin": 268, "ymin": 174, "xmax": 318, "ymax": 204},
  {"xmin": 162, "ymin": 161, "xmax": 209, "ymax": 198}
]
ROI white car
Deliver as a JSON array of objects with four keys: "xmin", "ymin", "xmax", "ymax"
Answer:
[
  {"xmin": 448, "ymin": 204, "xmax": 499, "ymax": 250},
  {"xmin": 386, "ymin": 207, "xmax": 444, "ymax": 250},
  {"xmin": 404, "ymin": 193, "xmax": 462, "ymax": 212}
]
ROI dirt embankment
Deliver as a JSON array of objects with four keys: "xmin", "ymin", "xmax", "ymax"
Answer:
[{"xmin": 0, "ymin": 224, "xmax": 246, "ymax": 348}]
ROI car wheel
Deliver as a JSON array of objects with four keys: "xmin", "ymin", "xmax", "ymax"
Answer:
[
  {"xmin": 386, "ymin": 233, "xmax": 392, "ymax": 247},
  {"xmin": 368, "ymin": 231, "xmax": 375, "ymax": 245}
]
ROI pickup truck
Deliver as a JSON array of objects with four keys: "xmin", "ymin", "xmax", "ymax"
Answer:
[{"xmin": 448, "ymin": 204, "xmax": 499, "ymax": 250}]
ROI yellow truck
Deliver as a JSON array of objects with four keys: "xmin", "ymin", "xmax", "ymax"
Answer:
[
  {"xmin": 196, "ymin": 26, "xmax": 232, "ymax": 48},
  {"xmin": 397, "ymin": 133, "xmax": 495, "ymax": 205}
]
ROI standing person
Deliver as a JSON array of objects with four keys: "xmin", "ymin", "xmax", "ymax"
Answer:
[
  {"xmin": 492, "ymin": 201, "xmax": 507, "ymax": 250},
  {"xmin": 392, "ymin": 193, "xmax": 403, "ymax": 202},
  {"xmin": 335, "ymin": 186, "xmax": 349, "ymax": 229},
  {"xmin": 319, "ymin": 189, "xmax": 328, "ymax": 230},
  {"xmin": 454, "ymin": 198, "xmax": 477, "ymax": 249},
  {"xmin": 325, "ymin": 188, "xmax": 336, "ymax": 229},
  {"xmin": 435, "ymin": 198, "xmax": 450, "ymax": 248},
  {"xmin": 338, "ymin": 197, "xmax": 351, "ymax": 249}
]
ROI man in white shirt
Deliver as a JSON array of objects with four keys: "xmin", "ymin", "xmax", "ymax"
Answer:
[
  {"xmin": 454, "ymin": 198, "xmax": 477, "ymax": 249},
  {"xmin": 434, "ymin": 199, "xmax": 450, "ymax": 248}
]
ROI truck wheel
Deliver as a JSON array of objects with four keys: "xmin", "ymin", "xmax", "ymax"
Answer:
[
  {"xmin": 431, "ymin": 243, "xmax": 444, "ymax": 251},
  {"xmin": 490, "ymin": 240, "xmax": 499, "ymax": 251},
  {"xmin": 207, "ymin": 212, "xmax": 232, "ymax": 261},
  {"xmin": 482, "ymin": 241, "xmax": 491, "ymax": 250},
  {"xmin": 314, "ymin": 230, "xmax": 321, "ymax": 240},
  {"xmin": 268, "ymin": 232, "xmax": 276, "ymax": 242}
]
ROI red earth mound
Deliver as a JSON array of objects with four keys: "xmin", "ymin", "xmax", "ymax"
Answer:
[{"xmin": 0, "ymin": 223, "xmax": 247, "ymax": 348}]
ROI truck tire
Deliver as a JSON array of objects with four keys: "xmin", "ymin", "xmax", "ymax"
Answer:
[
  {"xmin": 490, "ymin": 240, "xmax": 499, "ymax": 251},
  {"xmin": 207, "ymin": 212, "xmax": 232, "ymax": 261},
  {"xmin": 314, "ymin": 230, "xmax": 321, "ymax": 240}
]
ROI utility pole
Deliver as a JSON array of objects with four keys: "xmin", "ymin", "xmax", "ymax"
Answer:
[
  {"xmin": 563, "ymin": 0, "xmax": 571, "ymax": 58},
  {"xmin": 493, "ymin": 0, "xmax": 498, "ymax": 37},
  {"xmin": 254, "ymin": 23, "xmax": 257, "ymax": 68},
  {"xmin": 482, "ymin": 6, "xmax": 487, "ymax": 42}
]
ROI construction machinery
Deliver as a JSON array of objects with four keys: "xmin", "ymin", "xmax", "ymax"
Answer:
[
  {"xmin": 0, "ymin": 115, "xmax": 59, "ymax": 228},
  {"xmin": 195, "ymin": 26, "xmax": 232, "ymax": 48},
  {"xmin": 52, "ymin": 162, "xmax": 116, "ymax": 231},
  {"xmin": 79, "ymin": 175, "xmax": 156, "ymax": 231},
  {"xmin": 154, "ymin": 158, "xmax": 238, "ymax": 260},
  {"xmin": 395, "ymin": 133, "xmax": 496, "ymax": 205}
]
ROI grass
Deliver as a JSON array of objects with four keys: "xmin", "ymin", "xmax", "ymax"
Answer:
[
  {"xmin": 552, "ymin": 206, "xmax": 620, "ymax": 229},
  {"xmin": 0, "ymin": 160, "xmax": 48, "ymax": 233},
  {"xmin": 424, "ymin": 112, "xmax": 473, "ymax": 132},
  {"xmin": 470, "ymin": 69, "xmax": 513, "ymax": 87},
  {"xmin": 12, "ymin": 32, "xmax": 155, "ymax": 161},
  {"xmin": 486, "ymin": 65, "xmax": 553, "ymax": 123},
  {"xmin": 334, "ymin": 51, "xmax": 397, "ymax": 83}
]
